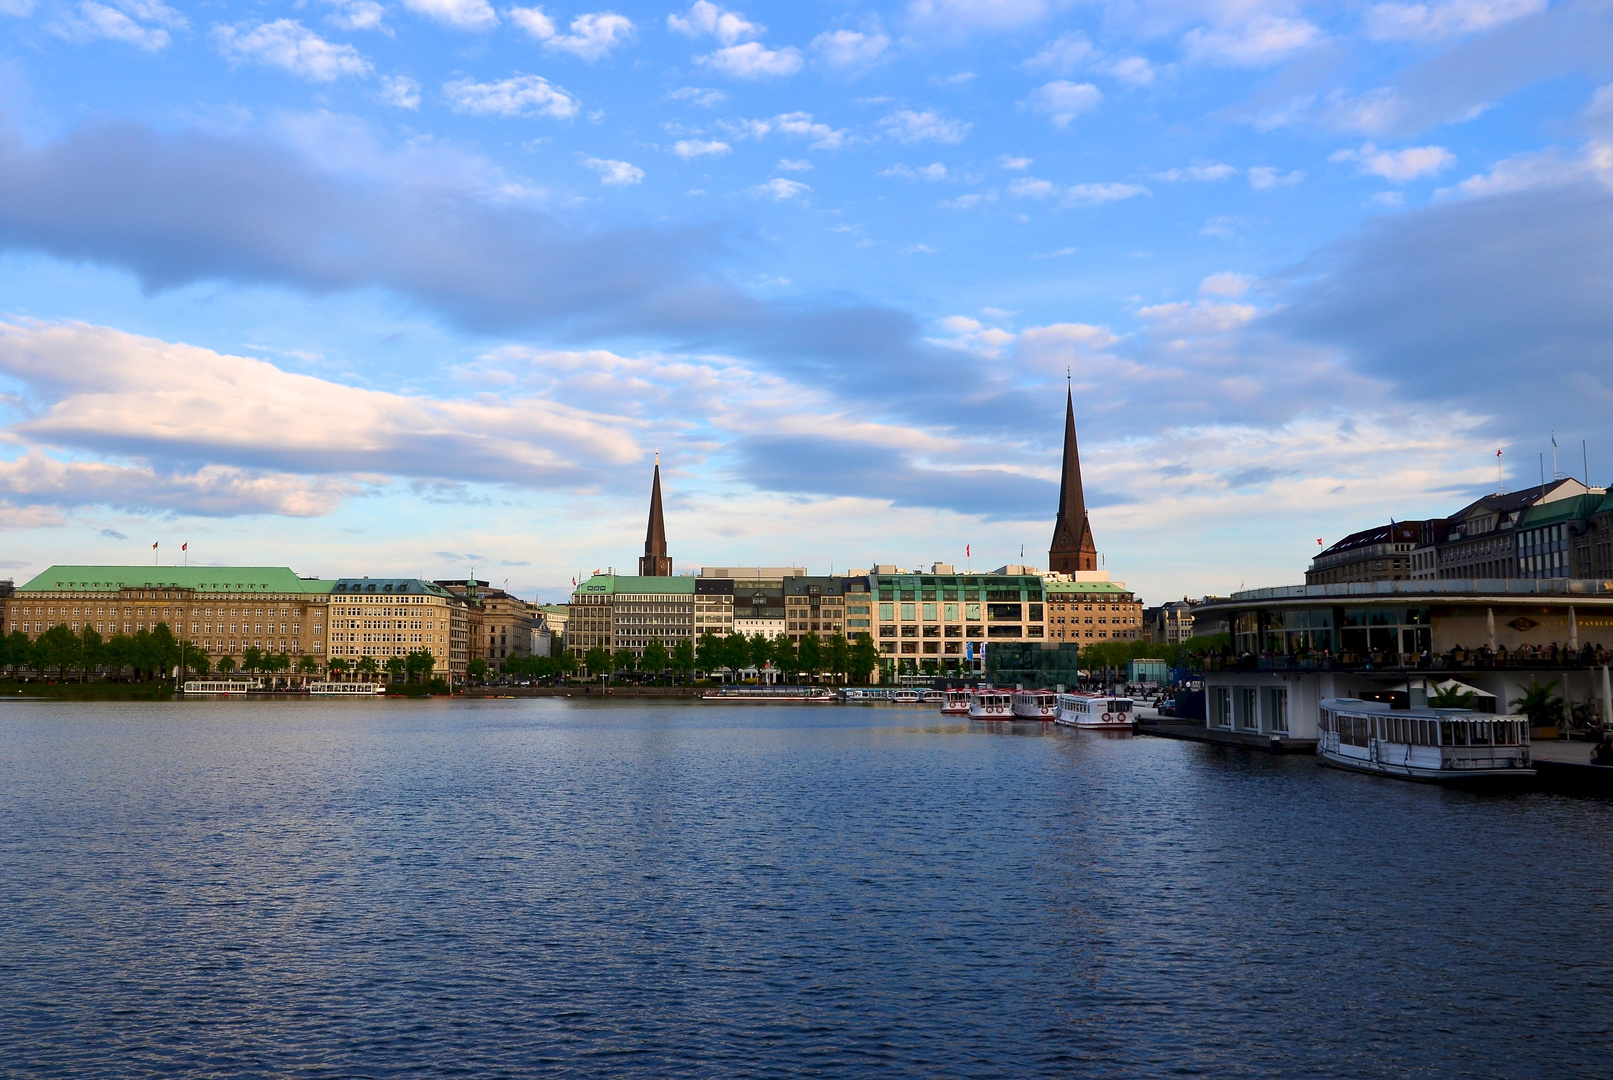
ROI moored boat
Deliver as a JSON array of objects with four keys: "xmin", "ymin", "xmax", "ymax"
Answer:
[
  {"xmin": 890, "ymin": 688, "xmax": 922, "ymax": 705},
  {"xmin": 921, "ymin": 689, "xmax": 945, "ymax": 705},
  {"xmin": 940, "ymin": 689, "xmax": 972, "ymax": 715},
  {"xmin": 704, "ymin": 686, "xmax": 835, "ymax": 702},
  {"xmin": 1011, "ymin": 689, "xmax": 1058, "ymax": 721},
  {"xmin": 181, "ymin": 677, "xmax": 265, "ymax": 696},
  {"xmin": 1317, "ymin": 698, "xmax": 1533, "ymax": 782},
  {"xmin": 967, "ymin": 689, "xmax": 1013, "ymax": 720},
  {"xmin": 1055, "ymin": 693, "xmax": 1134, "ymax": 729},
  {"xmin": 308, "ymin": 681, "xmax": 387, "ymax": 696}
]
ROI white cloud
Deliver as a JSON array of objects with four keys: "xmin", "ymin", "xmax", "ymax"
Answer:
[
  {"xmin": 907, "ymin": 0, "xmax": 1049, "ymax": 33},
  {"xmin": 1156, "ymin": 161, "xmax": 1236, "ymax": 182},
  {"xmin": 999, "ymin": 155, "xmax": 1032, "ymax": 170},
  {"xmin": 1009, "ymin": 177, "xmax": 1149, "ymax": 205},
  {"xmin": 940, "ymin": 191, "xmax": 996, "ymax": 209},
  {"xmin": 380, "ymin": 74, "xmax": 422, "ymax": 108},
  {"xmin": 1183, "ymin": 15, "xmax": 1322, "ymax": 66},
  {"xmin": 666, "ymin": 86, "xmax": 726, "ymax": 107},
  {"xmin": 212, "ymin": 20, "xmax": 373, "ymax": 81},
  {"xmin": 325, "ymin": 0, "xmax": 386, "ymax": 32},
  {"xmin": 1247, "ymin": 165, "xmax": 1305, "ymax": 189},
  {"xmin": 881, "ymin": 162, "xmax": 949, "ymax": 181},
  {"xmin": 60, "ymin": 0, "xmax": 186, "ymax": 50},
  {"xmin": 1018, "ymin": 322, "xmax": 1121, "ymax": 366},
  {"xmin": 904, "ymin": 244, "xmax": 939, "ymax": 254},
  {"xmin": 879, "ymin": 108, "xmax": 970, "ymax": 144},
  {"xmin": 1031, "ymin": 246, "xmax": 1080, "ymax": 259},
  {"xmin": 1023, "ymin": 32, "xmax": 1093, "ymax": 74},
  {"xmin": 1137, "ymin": 299, "xmax": 1259, "ymax": 334},
  {"xmin": 1100, "ymin": 55, "xmax": 1156, "ymax": 86},
  {"xmin": 751, "ymin": 177, "xmax": 810, "ymax": 200},
  {"xmin": 512, "ymin": 9, "xmax": 636, "ymax": 59},
  {"xmin": 1200, "ymin": 272, "xmax": 1253, "ymax": 298},
  {"xmin": 0, "ymin": 320, "xmax": 639, "ymax": 518},
  {"xmin": 931, "ymin": 314, "xmax": 1015, "ymax": 355},
  {"xmin": 402, "ymin": 0, "xmax": 498, "ymax": 30},
  {"xmin": 581, "ymin": 156, "xmax": 643, "ymax": 185},
  {"xmin": 772, "ymin": 111, "xmax": 845, "ymax": 149},
  {"xmin": 673, "ymin": 139, "xmax": 730, "ymax": 158},
  {"xmin": 667, "ymin": 1, "xmax": 757, "ymax": 44},
  {"xmin": 1027, "ymin": 80, "xmax": 1102, "ymax": 128},
  {"xmin": 443, "ymin": 74, "xmax": 579, "ymax": 118},
  {"xmin": 812, "ymin": 29, "xmax": 890, "ymax": 69},
  {"xmin": 1331, "ymin": 142, "xmax": 1455, "ymax": 182},
  {"xmin": 698, "ymin": 42, "xmax": 803, "ymax": 78},
  {"xmin": 776, "ymin": 158, "xmax": 811, "ymax": 171},
  {"xmin": 1364, "ymin": 0, "xmax": 1546, "ymax": 41}
]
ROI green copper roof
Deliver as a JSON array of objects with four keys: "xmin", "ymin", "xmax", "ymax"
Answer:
[
  {"xmin": 1519, "ymin": 493, "xmax": 1604, "ymax": 529},
  {"xmin": 1044, "ymin": 579, "xmax": 1131, "ymax": 595},
  {"xmin": 18, "ymin": 565, "xmax": 332, "ymax": 594},
  {"xmin": 572, "ymin": 574, "xmax": 696, "ymax": 596}
]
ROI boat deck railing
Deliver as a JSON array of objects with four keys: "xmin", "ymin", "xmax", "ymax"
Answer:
[{"xmin": 1193, "ymin": 649, "xmax": 1612, "ymax": 674}]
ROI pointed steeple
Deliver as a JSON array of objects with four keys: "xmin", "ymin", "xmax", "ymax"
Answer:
[
  {"xmin": 639, "ymin": 452, "xmax": 672, "ymax": 576},
  {"xmin": 1049, "ymin": 385, "xmax": 1097, "ymax": 573}
]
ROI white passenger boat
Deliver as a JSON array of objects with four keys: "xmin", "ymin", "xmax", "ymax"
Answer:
[
  {"xmin": 704, "ymin": 686, "xmax": 834, "ymax": 702},
  {"xmin": 181, "ymin": 678, "xmax": 264, "ymax": 696},
  {"xmin": 1011, "ymin": 689, "xmax": 1058, "ymax": 721},
  {"xmin": 967, "ymin": 689, "xmax": 1013, "ymax": 720},
  {"xmin": 308, "ymin": 681, "xmax": 388, "ymax": 696},
  {"xmin": 890, "ymin": 689, "xmax": 923, "ymax": 705},
  {"xmin": 1055, "ymin": 693, "xmax": 1135, "ymax": 730},
  {"xmin": 921, "ymin": 690, "xmax": 945, "ymax": 705},
  {"xmin": 1317, "ymin": 698, "xmax": 1533, "ymax": 782},
  {"xmin": 940, "ymin": 689, "xmax": 972, "ymax": 715}
]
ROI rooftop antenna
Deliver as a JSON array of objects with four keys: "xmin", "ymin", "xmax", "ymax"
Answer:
[
  {"xmin": 1496, "ymin": 449, "xmax": 1504, "ymax": 495},
  {"xmin": 1552, "ymin": 430, "xmax": 1560, "ymax": 481}
]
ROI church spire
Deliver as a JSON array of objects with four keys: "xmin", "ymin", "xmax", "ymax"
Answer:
[
  {"xmin": 1048, "ymin": 385, "xmax": 1097, "ymax": 574},
  {"xmin": 639, "ymin": 452, "xmax": 672, "ymax": 576}
]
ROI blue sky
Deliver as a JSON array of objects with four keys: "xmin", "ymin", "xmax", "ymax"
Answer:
[{"xmin": 1, "ymin": 0, "xmax": 1610, "ymax": 602}]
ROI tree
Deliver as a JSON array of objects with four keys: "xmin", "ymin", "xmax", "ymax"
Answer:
[
  {"xmin": 1511, "ymin": 680, "xmax": 1564, "ymax": 729},
  {"xmin": 641, "ymin": 637, "xmax": 669, "ymax": 682},
  {"xmin": 849, "ymin": 634, "xmax": 879, "ymax": 685},
  {"xmin": 150, "ymin": 623, "xmax": 178, "ymax": 680},
  {"xmin": 216, "ymin": 655, "xmax": 237, "ymax": 674},
  {"xmin": 696, "ymin": 630, "xmax": 724, "ymax": 675},
  {"xmin": 584, "ymin": 645, "xmax": 610, "ymax": 681},
  {"xmin": 1429, "ymin": 684, "xmax": 1480, "ymax": 709},
  {"xmin": 36, "ymin": 624, "xmax": 77, "ymax": 680},
  {"xmin": 827, "ymin": 634, "xmax": 850, "ymax": 685},
  {"xmin": 610, "ymin": 648, "xmax": 636, "ymax": 681},
  {"xmin": 78, "ymin": 625, "xmax": 104, "ymax": 681},
  {"xmin": 241, "ymin": 646, "xmax": 265, "ymax": 676},
  {"xmin": 772, "ymin": 634, "xmax": 798, "ymax": 682},
  {"xmin": 720, "ymin": 632, "xmax": 748, "ymax": 677},
  {"xmin": 356, "ymin": 655, "xmax": 380, "ymax": 681},
  {"xmin": 386, "ymin": 655, "xmax": 407, "ymax": 684},
  {"xmin": 190, "ymin": 652, "xmax": 213, "ymax": 676},
  {"xmin": 748, "ymin": 633, "xmax": 773, "ymax": 673},
  {"xmin": 328, "ymin": 657, "xmax": 348, "ymax": 679},
  {"xmin": 558, "ymin": 650, "xmax": 579, "ymax": 678},
  {"xmin": 297, "ymin": 655, "xmax": 320, "ymax": 678},
  {"xmin": 467, "ymin": 657, "xmax": 489, "ymax": 681},
  {"xmin": 671, "ymin": 638, "xmax": 695, "ymax": 683},
  {"xmin": 405, "ymin": 650, "xmax": 435, "ymax": 684},
  {"xmin": 1, "ymin": 629, "xmax": 30, "ymax": 676},
  {"xmin": 798, "ymin": 631, "xmax": 823, "ymax": 680}
]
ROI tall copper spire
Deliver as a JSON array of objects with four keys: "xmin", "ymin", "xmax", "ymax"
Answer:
[
  {"xmin": 639, "ymin": 453, "xmax": 672, "ymax": 576},
  {"xmin": 1048, "ymin": 386, "xmax": 1097, "ymax": 573}
]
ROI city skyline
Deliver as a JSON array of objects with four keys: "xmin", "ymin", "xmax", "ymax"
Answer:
[{"xmin": 2, "ymin": 1, "xmax": 1610, "ymax": 604}]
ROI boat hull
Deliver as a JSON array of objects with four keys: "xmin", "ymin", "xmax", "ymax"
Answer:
[{"xmin": 1318, "ymin": 745, "xmax": 1534, "ymax": 783}]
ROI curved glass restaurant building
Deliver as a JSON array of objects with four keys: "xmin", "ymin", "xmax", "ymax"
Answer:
[{"xmin": 1189, "ymin": 579, "xmax": 1613, "ymax": 747}]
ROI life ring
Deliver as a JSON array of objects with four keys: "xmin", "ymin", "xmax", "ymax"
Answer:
[{"xmin": 1102, "ymin": 712, "xmax": 1113, "ymax": 722}]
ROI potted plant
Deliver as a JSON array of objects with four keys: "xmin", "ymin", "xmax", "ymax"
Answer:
[{"xmin": 1510, "ymin": 680, "xmax": 1563, "ymax": 741}]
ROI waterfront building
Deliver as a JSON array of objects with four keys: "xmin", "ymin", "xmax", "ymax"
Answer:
[
  {"xmin": 1189, "ymin": 579, "xmax": 1613, "ymax": 748},
  {"xmin": 783, "ymin": 575, "xmax": 855, "ymax": 644},
  {"xmin": 438, "ymin": 581, "xmax": 535, "ymax": 671},
  {"xmin": 534, "ymin": 604, "xmax": 570, "ymax": 655},
  {"xmin": 701, "ymin": 567, "xmax": 803, "ymax": 640},
  {"xmin": 694, "ymin": 576, "xmax": 737, "ymax": 637},
  {"xmin": 329, "ymin": 577, "xmax": 464, "ymax": 680},
  {"xmin": 1395, "ymin": 479, "xmax": 1600, "ymax": 582},
  {"xmin": 868, "ymin": 567, "xmax": 1044, "ymax": 672},
  {"xmin": 1592, "ymin": 493, "xmax": 1613, "ymax": 578},
  {"xmin": 1307, "ymin": 523, "xmax": 1422, "ymax": 584},
  {"xmin": 7, "ymin": 565, "xmax": 336, "ymax": 669},
  {"xmin": 1044, "ymin": 576, "xmax": 1144, "ymax": 644},
  {"xmin": 1515, "ymin": 493, "xmax": 1603, "ymax": 579},
  {"xmin": 567, "ymin": 574, "xmax": 696, "ymax": 660},
  {"xmin": 1048, "ymin": 386, "xmax": 1098, "ymax": 574},
  {"xmin": 1144, "ymin": 600, "xmax": 1197, "ymax": 644},
  {"xmin": 639, "ymin": 456, "xmax": 673, "ymax": 577}
]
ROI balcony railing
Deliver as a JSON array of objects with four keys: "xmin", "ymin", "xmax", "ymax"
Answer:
[{"xmin": 1217, "ymin": 578, "xmax": 1613, "ymax": 605}]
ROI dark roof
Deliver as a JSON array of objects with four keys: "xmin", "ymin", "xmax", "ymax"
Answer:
[{"xmin": 1318, "ymin": 523, "xmax": 1420, "ymax": 558}]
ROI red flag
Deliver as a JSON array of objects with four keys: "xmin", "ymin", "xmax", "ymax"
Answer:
[
  {"xmin": 1317, "ymin": 538, "xmax": 1323, "ymax": 546},
  {"xmin": 182, "ymin": 542, "xmax": 188, "ymax": 551},
  {"xmin": 152, "ymin": 541, "xmax": 158, "ymax": 549},
  {"xmin": 966, "ymin": 544, "xmax": 970, "ymax": 557}
]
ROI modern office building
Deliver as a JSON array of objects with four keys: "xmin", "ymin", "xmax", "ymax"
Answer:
[{"xmin": 567, "ymin": 574, "xmax": 696, "ymax": 661}]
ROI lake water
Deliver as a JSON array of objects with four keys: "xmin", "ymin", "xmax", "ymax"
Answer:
[{"xmin": 2, "ymin": 697, "xmax": 1611, "ymax": 1077}]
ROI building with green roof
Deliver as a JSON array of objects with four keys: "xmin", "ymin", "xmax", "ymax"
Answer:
[{"xmin": 568, "ymin": 574, "xmax": 697, "ymax": 661}]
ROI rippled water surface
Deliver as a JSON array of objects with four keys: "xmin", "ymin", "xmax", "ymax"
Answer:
[{"xmin": 3, "ymin": 698, "xmax": 1612, "ymax": 1078}]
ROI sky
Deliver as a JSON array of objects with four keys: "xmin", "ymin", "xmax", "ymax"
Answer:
[{"xmin": 1, "ymin": 0, "xmax": 1610, "ymax": 603}]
